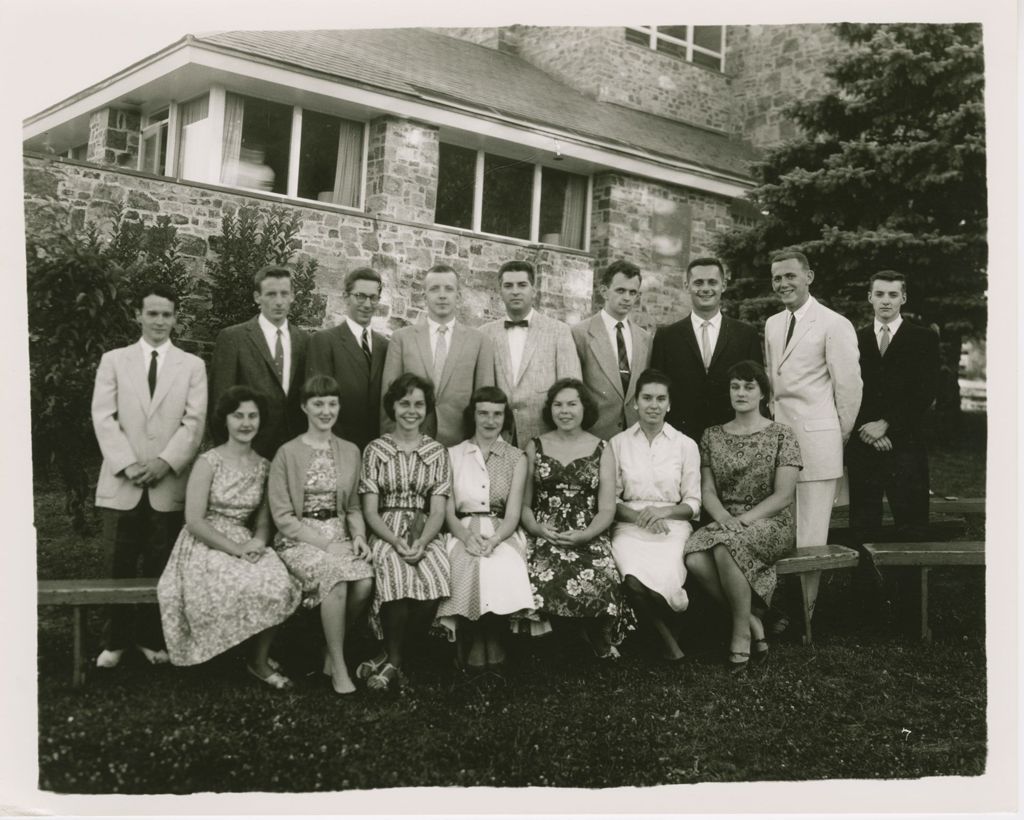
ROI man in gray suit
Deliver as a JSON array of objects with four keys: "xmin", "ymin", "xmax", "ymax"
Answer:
[
  {"xmin": 381, "ymin": 264, "xmax": 494, "ymax": 446},
  {"xmin": 572, "ymin": 260, "xmax": 652, "ymax": 440},
  {"xmin": 480, "ymin": 260, "xmax": 581, "ymax": 446}
]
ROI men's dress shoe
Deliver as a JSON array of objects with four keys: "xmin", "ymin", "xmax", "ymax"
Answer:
[
  {"xmin": 96, "ymin": 649, "xmax": 124, "ymax": 669},
  {"xmin": 137, "ymin": 645, "xmax": 170, "ymax": 665}
]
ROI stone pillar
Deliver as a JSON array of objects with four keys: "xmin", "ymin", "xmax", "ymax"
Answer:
[
  {"xmin": 364, "ymin": 116, "xmax": 440, "ymax": 224},
  {"xmin": 86, "ymin": 108, "xmax": 142, "ymax": 167}
]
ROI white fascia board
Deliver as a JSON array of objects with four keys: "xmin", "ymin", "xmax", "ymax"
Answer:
[{"xmin": 25, "ymin": 43, "xmax": 753, "ymax": 199}]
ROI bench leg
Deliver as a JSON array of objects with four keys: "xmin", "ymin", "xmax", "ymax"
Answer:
[
  {"xmin": 919, "ymin": 568, "xmax": 932, "ymax": 642},
  {"xmin": 72, "ymin": 606, "xmax": 85, "ymax": 689},
  {"xmin": 799, "ymin": 572, "xmax": 819, "ymax": 645}
]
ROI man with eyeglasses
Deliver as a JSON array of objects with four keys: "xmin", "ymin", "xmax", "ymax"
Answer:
[{"xmin": 307, "ymin": 267, "xmax": 390, "ymax": 451}]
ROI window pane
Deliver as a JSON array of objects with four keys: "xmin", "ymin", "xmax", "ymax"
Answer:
[
  {"xmin": 481, "ymin": 153, "xmax": 532, "ymax": 240},
  {"xmin": 297, "ymin": 109, "xmax": 362, "ymax": 206},
  {"xmin": 693, "ymin": 25, "xmax": 722, "ymax": 52},
  {"xmin": 540, "ymin": 167, "xmax": 587, "ymax": 250},
  {"xmin": 435, "ymin": 143, "xmax": 476, "ymax": 229},
  {"xmin": 625, "ymin": 27, "xmax": 652, "ymax": 46},
  {"xmin": 237, "ymin": 96, "xmax": 291, "ymax": 194},
  {"xmin": 692, "ymin": 49, "xmax": 723, "ymax": 70},
  {"xmin": 659, "ymin": 26, "xmax": 690, "ymax": 42},
  {"xmin": 656, "ymin": 37, "xmax": 688, "ymax": 58}
]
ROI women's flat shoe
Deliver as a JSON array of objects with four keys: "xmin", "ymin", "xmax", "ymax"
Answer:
[
  {"xmin": 95, "ymin": 649, "xmax": 124, "ymax": 669},
  {"xmin": 137, "ymin": 645, "xmax": 170, "ymax": 665},
  {"xmin": 247, "ymin": 665, "xmax": 294, "ymax": 690},
  {"xmin": 751, "ymin": 639, "xmax": 769, "ymax": 667},
  {"xmin": 727, "ymin": 651, "xmax": 749, "ymax": 677}
]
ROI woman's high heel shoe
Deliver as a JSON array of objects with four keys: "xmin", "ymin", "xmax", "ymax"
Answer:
[
  {"xmin": 727, "ymin": 651, "xmax": 749, "ymax": 677},
  {"xmin": 751, "ymin": 639, "xmax": 770, "ymax": 667}
]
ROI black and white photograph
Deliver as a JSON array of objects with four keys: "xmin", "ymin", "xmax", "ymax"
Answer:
[{"xmin": 2, "ymin": 0, "xmax": 1015, "ymax": 814}]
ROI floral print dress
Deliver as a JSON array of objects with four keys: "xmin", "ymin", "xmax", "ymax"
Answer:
[{"xmin": 525, "ymin": 438, "xmax": 630, "ymax": 644}]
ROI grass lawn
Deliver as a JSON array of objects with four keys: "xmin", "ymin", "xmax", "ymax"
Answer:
[{"xmin": 33, "ymin": 414, "xmax": 987, "ymax": 793}]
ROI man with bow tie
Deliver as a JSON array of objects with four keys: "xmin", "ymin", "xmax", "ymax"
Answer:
[{"xmin": 480, "ymin": 260, "xmax": 581, "ymax": 445}]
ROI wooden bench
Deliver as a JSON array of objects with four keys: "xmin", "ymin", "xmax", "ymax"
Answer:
[
  {"xmin": 862, "ymin": 542, "xmax": 985, "ymax": 641},
  {"xmin": 38, "ymin": 578, "xmax": 159, "ymax": 688},
  {"xmin": 776, "ymin": 544, "xmax": 860, "ymax": 645}
]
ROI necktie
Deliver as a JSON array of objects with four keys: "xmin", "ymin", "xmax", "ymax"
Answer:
[
  {"xmin": 273, "ymin": 329, "xmax": 285, "ymax": 384},
  {"xmin": 879, "ymin": 324, "xmax": 890, "ymax": 356},
  {"xmin": 615, "ymin": 321, "xmax": 630, "ymax": 395},
  {"xmin": 504, "ymin": 319, "xmax": 529, "ymax": 329},
  {"xmin": 434, "ymin": 325, "xmax": 448, "ymax": 386},
  {"xmin": 361, "ymin": 328, "xmax": 372, "ymax": 362},
  {"xmin": 148, "ymin": 350, "xmax": 158, "ymax": 397},
  {"xmin": 701, "ymin": 320, "xmax": 713, "ymax": 371},
  {"xmin": 784, "ymin": 312, "xmax": 796, "ymax": 348}
]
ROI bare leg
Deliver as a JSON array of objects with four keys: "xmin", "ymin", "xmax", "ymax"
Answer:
[
  {"xmin": 684, "ymin": 550, "xmax": 727, "ymax": 606},
  {"xmin": 463, "ymin": 617, "xmax": 486, "ymax": 669},
  {"xmin": 321, "ymin": 583, "xmax": 355, "ymax": 694},
  {"xmin": 712, "ymin": 545, "xmax": 753, "ymax": 658},
  {"xmin": 246, "ymin": 625, "xmax": 279, "ymax": 678},
  {"xmin": 622, "ymin": 575, "xmax": 684, "ymax": 660}
]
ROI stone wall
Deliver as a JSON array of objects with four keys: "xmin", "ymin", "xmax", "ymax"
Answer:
[
  {"xmin": 365, "ymin": 116, "xmax": 440, "ymax": 224},
  {"xmin": 86, "ymin": 108, "xmax": 141, "ymax": 167}
]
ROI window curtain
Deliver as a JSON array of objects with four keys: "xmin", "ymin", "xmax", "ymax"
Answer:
[
  {"xmin": 219, "ymin": 92, "xmax": 245, "ymax": 185},
  {"xmin": 560, "ymin": 174, "xmax": 587, "ymax": 249},
  {"xmin": 331, "ymin": 120, "xmax": 363, "ymax": 207},
  {"xmin": 177, "ymin": 95, "xmax": 210, "ymax": 181}
]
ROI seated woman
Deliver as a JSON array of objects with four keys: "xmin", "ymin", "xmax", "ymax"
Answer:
[
  {"xmin": 158, "ymin": 386, "xmax": 301, "ymax": 689},
  {"xmin": 609, "ymin": 369, "xmax": 700, "ymax": 663},
  {"xmin": 437, "ymin": 386, "xmax": 533, "ymax": 671},
  {"xmin": 268, "ymin": 375, "xmax": 374, "ymax": 696},
  {"xmin": 521, "ymin": 378, "xmax": 630, "ymax": 659},
  {"xmin": 359, "ymin": 373, "xmax": 452, "ymax": 692},
  {"xmin": 685, "ymin": 361, "xmax": 802, "ymax": 675}
]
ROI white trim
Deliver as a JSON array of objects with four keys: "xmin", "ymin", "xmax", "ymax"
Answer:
[
  {"xmin": 583, "ymin": 175, "xmax": 593, "ymax": 254},
  {"xmin": 359, "ymin": 121, "xmax": 369, "ymax": 210},
  {"xmin": 287, "ymin": 106, "xmax": 302, "ymax": 199},
  {"xmin": 471, "ymin": 149, "xmax": 484, "ymax": 233},
  {"xmin": 165, "ymin": 101, "xmax": 179, "ymax": 178},
  {"xmin": 529, "ymin": 163, "xmax": 542, "ymax": 243},
  {"xmin": 207, "ymin": 85, "xmax": 226, "ymax": 184},
  {"xmin": 24, "ymin": 43, "xmax": 750, "ymax": 198}
]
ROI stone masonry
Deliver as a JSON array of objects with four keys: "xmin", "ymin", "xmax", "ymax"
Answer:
[
  {"xmin": 364, "ymin": 117, "xmax": 440, "ymax": 224},
  {"xmin": 86, "ymin": 108, "xmax": 141, "ymax": 167}
]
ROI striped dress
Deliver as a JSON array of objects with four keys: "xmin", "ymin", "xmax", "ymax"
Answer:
[{"xmin": 359, "ymin": 434, "xmax": 452, "ymax": 613}]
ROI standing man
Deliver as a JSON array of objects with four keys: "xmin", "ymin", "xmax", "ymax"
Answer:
[
  {"xmin": 847, "ymin": 271, "xmax": 939, "ymax": 532},
  {"xmin": 650, "ymin": 257, "xmax": 763, "ymax": 443},
  {"xmin": 92, "ymin": 284, "xmax": 206, "ymax": 668},
  {"xmin": 480, "ymin": 260, "xmax": 581, "ymax": 445},
  {"xmin": 571, "ymin": 260, "xmax": 652, "ymax": 440},
  {"xmin": 209, "ymin": 265, "xmax": 308, "ymax": 459},
  {"xmin": 765, "ymin": 250, "xmax": 862, "ymax": 615},
  {"xmin": 307, "ymin": 267, "xmax": 389, "ymax": 451},
  {"xmin": 380, "ymin": 264, "xmax": 494, "ymax": 446}
]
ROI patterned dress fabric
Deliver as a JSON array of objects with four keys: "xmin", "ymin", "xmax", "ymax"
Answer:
[
  {"xmin": 274, "ymin": 447, "xmax": 373, "ymax": 608},
  {"xmin": 359, "ymin": 435, "xmax": 452, "ymax": 614},
  {"xmin": 437, "ymin": 439, "xmax": 533, "ymax": 632},
  {"xmin": 686, "ymin": 422, "xmax": 802, "ymax": 604},
  {"xmin": 158, "ymin": 451, "xmax": 301, "ymax": 666},
  {"xmin": 525, "ymin": 438, "xmax": 630, "ymax": 643}
]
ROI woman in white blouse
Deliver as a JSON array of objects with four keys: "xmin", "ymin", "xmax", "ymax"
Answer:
[
  {"xmin": 437, "ymin": 386, "xmax": 533, "ymax": 670},
  {"xmin": 609, "ymin": 369, "xmax": 701, "ymax": 662}
]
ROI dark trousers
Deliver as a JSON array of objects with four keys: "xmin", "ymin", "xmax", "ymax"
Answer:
[
  {"xmin": 847, "ymin": 440, "xmax": 930, "ymax": 531},
  {"xmin": 101, "ymin": 492, "xmax": 183, "ymax": 651}
]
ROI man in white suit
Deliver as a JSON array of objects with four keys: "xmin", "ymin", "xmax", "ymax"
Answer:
[
  {"xmin": 91, "ymin": 284, "xmax": 207, "ymax": 668},
  {"xmin": 571, "ymin": 260, "xmax": 652, "ymax": 440},
  {"xmin": 381, "ymin": 264, "xmax": 494, "ymax": 446},
  {"xmin": 480, "ymin": 260, "xmax": 581, "ymax": 446},
  {"xmin": 765, "ymin": 250, "xmax": 862, "ymax": 616}
]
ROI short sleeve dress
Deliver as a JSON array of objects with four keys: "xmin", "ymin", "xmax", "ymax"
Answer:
[
  {"xmin": 158, "ymin": 450, "xmax": 301, "ymax": 666},
  {"xmin": 685, "ymin": 422, "xmax": 802, "ymax": 605}
]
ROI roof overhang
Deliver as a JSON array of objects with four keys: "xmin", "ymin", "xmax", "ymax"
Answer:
[{"xmin": 24, "ymin": 38, "xmax": 753, "ymax": 199}]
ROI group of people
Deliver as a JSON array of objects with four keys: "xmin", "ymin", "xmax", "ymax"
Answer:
[{"xmin": 89, "ymin": 250, "xmax": 939, "ymax": 690}]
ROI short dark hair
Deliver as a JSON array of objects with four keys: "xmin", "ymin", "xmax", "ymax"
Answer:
[
  {"xmin": 425, "ymin": 263, "xmax": 460, "ymax": 287},
  {"xmin": 726, "ymin": 360, "xmax": 771, "ymax": 402},
  {"xmin": 769, "ymin": 250, "xmax": 810, "ymax": 270},
  {"xmin": 686, "ymin": 257, "xmax": 726, "ymax": 280},
  {"xmin": 344, "ymin": 267, "xmax": 383, "ymax": 293},
  {"xmin": 869, "ymin": 270, "xmax": 907, "ymax": 292},
  {"xmin": 135, "ymin": 282, "xmax": 178, "ymax": 310},
  {"xmin": 634, "ymin": 368, "xmax": 673, "ymax": 397},
  {"xmin": 498, "ymin": 260, "xmax": 535, "ymax": 286},
  {"xmin": 211, "ymin": 385, "xmax": 267, "ymax": 445},
  {"xmin": 254, "ymin": 264, "xmax": 293, "ymax": 291},
  {"xmin": 541, "ymin": 378, "xmax": 599, "ymax": 431},
  {"xmin": 462, "ymin": 386, "xmax": 513, "ymax": 437},
  {"xmin": 383, "ymin": 373, "xmax": 435, "ymax": 422},
  {"xmin": 601, "ymin": 259, "xmax": 642, "ymax": 288},
  {"xmin": 300, "ymin": 374, "xmax": 341, "ymax": 404}
]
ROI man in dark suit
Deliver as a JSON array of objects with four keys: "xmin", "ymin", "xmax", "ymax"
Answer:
[
  {"xmin": 307, "ymin": 267, "xmax": 389, "ymax": 451},
  {"xmin": 209, "ymin": 265, "xmax": 309, "ymax": 459},
  {"xmin": 847, "ymin": 271, "xmax": 939, "ymax": 531},
  {"xmin": 650, "ymin": 257, "xmax": 763, "ymax": 443}
]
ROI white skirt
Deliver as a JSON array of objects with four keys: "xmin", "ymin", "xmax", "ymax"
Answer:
[{"xmin": 610, "ymin": 518, "xmax": 691, "ymax": 612}]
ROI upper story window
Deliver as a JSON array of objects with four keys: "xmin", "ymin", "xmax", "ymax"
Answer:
[
  {"xmin": 625, "ymin": 26, "xmax": 725, "ymax": 71},
  {"xmin": 139, "ymin": 109, "xmax": 169, "ymax": 176},
  {"xmin": 435, "ymin": 142, "xmax": 589, "ymax": 250}
]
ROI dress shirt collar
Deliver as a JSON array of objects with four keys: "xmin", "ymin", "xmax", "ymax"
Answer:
[
  {"xmin": 427, "ymin": 316, "xmax": 455, "ymax": 335},
  {"xmin": 874, "ymin": 315, "xmax": 903, "ymax": 336},
  {"xmin": 345, "ymin": 317, "xmax": 371, "ymax": 347},
  {"xmin": 506, "ymin": 309, "xmax": 535, "ymax": 327},
  {"xmin": 626, "ymin": 421, "xmax": 681, "ymax": 444},
  {"xmin": 465, "ymin": 437, "xmax": 513, "ymax": 459},
  {"xmin": 600, "ymin": 309, "xmax": 630, "ymax": 333},
  {"xmin": 788, "ymin": 296, "xmax": 814, "ymax": 323},
  {"xmin": 258, "ymin": 313, "xmax": 288, "ymax": 337},
  {"xmin": 690, "ymin": 311, "xmax": 722, "ymax": 333},
  {"xmin": 140, "ymin": 338, "xmax": 171, "ymax": 358}
]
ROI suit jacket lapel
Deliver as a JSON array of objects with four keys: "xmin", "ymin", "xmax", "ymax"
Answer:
[
  {"xmin": 287, "ymin": 326, "xmax": 304, "ymax": 394},
  {"xmin": 127, "ymin": 345, "xmax": 151, "ymax": 413},
  {"xmin": 708, "ymin": 317, "xmax": 730, "ymax": 372},
  {"xmin": 680, "ymin": 316, "xmax": 703, "ymax": 369},
  {"xmin": 246, "ymin": 317, "xmax": 280, "ymax": 386},
  {"xmin": 414, "ymin": 322, "xmax": 434, "ymax": 382},
  {"xmin": 493, "ymin": 329, "xmax": 514, "ymax": 388},
  {"xmin": 588, "ymin": 315, "xmax": 623, "ymax": 397},
  {"xmin": 626, "ymin": 318, "xmax": 650, "ymax": 398},
  {"xmin": 436, "ymin": 325, "xmax": 464, "ymax": 395},
  {"xmin": 337, "ymin": 324, "xmax": 370, "ymax": 376},
  {"xmin": 779, "ymin": 303, "xmax": 816, "ymax": 367},
  {"xmin": 517, "ymin": 319, "xmax": 542, "ymax": 384},
  {"xmin": 148, "ymin": 345, "xmax": 181, "ymax": 416}
]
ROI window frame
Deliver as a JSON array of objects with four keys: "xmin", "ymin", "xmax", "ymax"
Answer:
[
  {"xmin": 138, "ymin": 109, "xmax": 170, "ymax": 176},
  {"xmin": 625, "ymin": 25, "xmax": 726, "ymax": 71}
]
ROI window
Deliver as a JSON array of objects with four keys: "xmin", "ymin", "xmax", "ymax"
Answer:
[
  {"xmin": 177, "ymin": 94, "xmax": 210, "ymax": 183},
  {"xmin": 139, "ymin": 109, "xmax": 168, "ymax": 176},
  {"xmin": 625, "ymin": 26, "xmax": 725, "ymax": 71},
  {"xmin": 297, "ymin": 109, "xmax": 363, "ymax": 207},
  {"xmin": 67, "ymin": 144, "xmax": 88, "ymax": 161},
  {"xmin": 435, "ymin": 142, "xmax": 590, "ymax": 250}
]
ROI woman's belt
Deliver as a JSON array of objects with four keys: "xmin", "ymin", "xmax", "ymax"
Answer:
[
  {"xmin": 381, "ymin": 505, "xmax": 424, "ymax": 513},
  {"xmin": 304, "ymin": 509, "xmax": 337, "ymax": 521}
]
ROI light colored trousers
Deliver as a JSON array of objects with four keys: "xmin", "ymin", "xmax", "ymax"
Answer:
[{"xmin": 794, "ymin": 477, "xmax": 841, "ymax": 612}]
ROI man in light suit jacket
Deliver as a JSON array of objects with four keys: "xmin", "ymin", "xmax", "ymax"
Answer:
[
  {"xmin": 91, "ymin": 284, "xmax": 206, "ymax": 668},
  {"xmin": 572, "ymin": 259, "xmax": 652, "ymax": 440},
  {"xmin": 381, "ymin": 264, "xmax": 494, "ymax": 446},
  {"xmin": 209, "ymin": 265, "xmax": 308, "ymax": 459},
  {"xmin": 650, "ymin": 257, "xmax": 764, "ymax": 444},
  {"xmin": 307, "ymin": 267, "xmax": 389, "ymax": 451},
  {"xmin": 765, "ymin": 250, "xmax": 862, "ymax": 615},
  {"xmin": 480, "ymin": 260, "xmax": 581, "ymax": 446}
]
